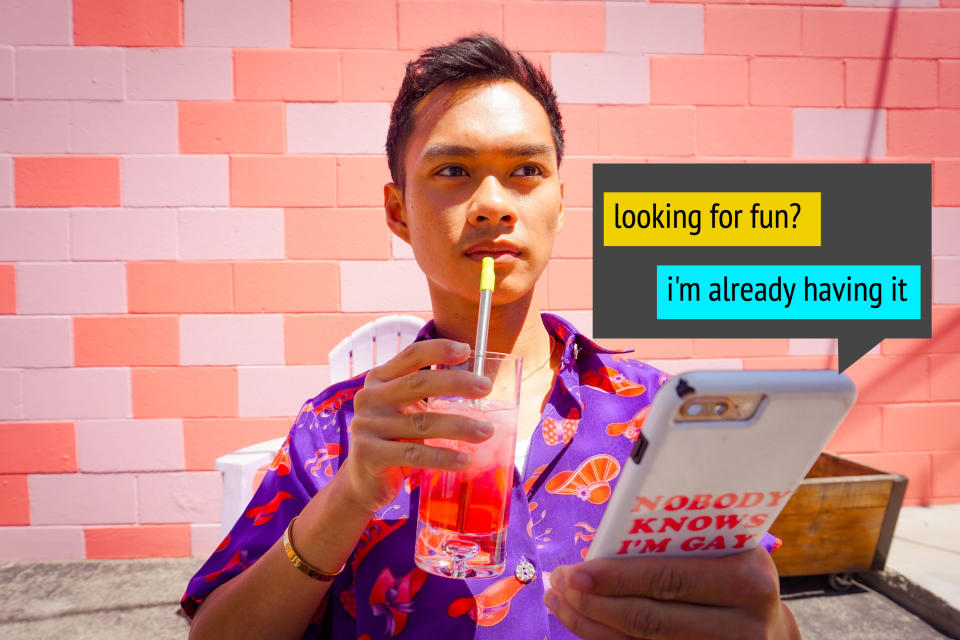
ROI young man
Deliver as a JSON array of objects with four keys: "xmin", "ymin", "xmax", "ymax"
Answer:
[{"xmin": 184, "ymin": 35, "xmax": 800, "ymax": 639}]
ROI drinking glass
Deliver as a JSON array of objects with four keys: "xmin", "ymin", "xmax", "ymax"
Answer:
[{"xmin": 414, "ymin": 351, "xmax": 522, "ymax": 579}]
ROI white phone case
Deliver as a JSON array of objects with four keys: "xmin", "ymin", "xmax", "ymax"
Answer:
[{"xmin": 586, "ymin": 370, "xmax": 856, "ymax": 560}]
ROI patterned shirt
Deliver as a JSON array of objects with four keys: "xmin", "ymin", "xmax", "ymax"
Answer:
[{"xmin": 182, "ymin": 313, "xmax": 765, "ymax": 638}]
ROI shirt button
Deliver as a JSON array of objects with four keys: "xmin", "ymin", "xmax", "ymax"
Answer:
[{"xmin": 515, "ymin": 557, "xmax": 536, "ymax": 584}]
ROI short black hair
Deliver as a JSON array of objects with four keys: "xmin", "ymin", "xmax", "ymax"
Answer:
[{"xmin": 386, "ymin": 33, "xmax": 564, "ymax": 190}]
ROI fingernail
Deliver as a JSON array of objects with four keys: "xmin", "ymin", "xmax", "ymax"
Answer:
[
  {"xmin": 476, "ymin": 422, "xmax": 494, "ymax": 437},
  {"xmin": 475, "ymin": 376, "xmax": 491, "ymax": 391},
  {"xmin": 550, "ymin": 567, "xmax": 567, "ymax": 591},
  {"xmin": 456, "ymin": 452, "xmax": 471, "ymax": 465},
  {"xmin": 568, "ymin": 570, "xmax": 593, "ymax": 592},
  {"xmin": 456, "ymin": 342, "xmax": 471, "ymax": 355},
  {"xmin": 544, "ymin": 589, "xmax": 559, "ymax": 609}
]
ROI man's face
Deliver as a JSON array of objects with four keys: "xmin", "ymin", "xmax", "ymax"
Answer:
[{"xmin": 386, "ymin": 79, "xmax": 564, "ymax": 308}]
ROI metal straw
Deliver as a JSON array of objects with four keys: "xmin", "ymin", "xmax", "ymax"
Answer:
[{"xmin": 473, "ymin": 256, "xmax": 495, "ymax": 376}]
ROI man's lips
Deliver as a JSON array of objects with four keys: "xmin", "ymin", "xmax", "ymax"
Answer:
[{"xmin": 464, "ymin": 244, "xmax": 522, "ymax": 261}]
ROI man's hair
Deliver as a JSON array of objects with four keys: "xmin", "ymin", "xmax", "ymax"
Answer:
[{"xmin": 386, "ymin": 33, "xmax": 564, "ymax": 190}]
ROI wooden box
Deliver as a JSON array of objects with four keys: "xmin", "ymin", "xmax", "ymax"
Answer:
[{"xmin": 769, "ymin": 452, "xmax": 908, "ymax": 577}]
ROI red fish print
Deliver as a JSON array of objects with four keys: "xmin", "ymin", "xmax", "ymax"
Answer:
[
  {"xmin": 545, "ymin": 454, "xmax": 621, "ymax": 505},
  {"xmin": 214, "ymin": 534, "xmax": 231, "ymax": 553},
  {"xmin": 574, "ymin": 522, "xmax": 597, "ymax": 559},
  {"xmin": 340, "ymin": 585, "xmax": 357, "ymax": 619},
  {"xmin": 244, "ymin": 490, "xmax": 294, "ymax": 526},
  {"xmin": 352, "ymin": 517, "xmax": 408, "ymax": 571},
  {"xmin": 305, "ymin": 443, "xmax": 342, "ymax": 477},
  {"xmin": 369, "ymin": 567, "xmax": 428, "ymax": 637},
  {"xmin": 269, "ymin": 439, "xmax": 291, "ymax": 476},
  {"xmin": 313, "ymin": 385, "xmax": 360, "ymax": 418},
  {"xmin": 605, "ymin": 406, "xmax": 649, "ymax": 442},
  {"xmin": 582, "ymin": 367, "xmax": 647, "ymax": 397},
  {"xmin": 541, "ymin": 407, "xmax": 580, "ymax": 446},
  {"xmin": 447, "ymin": 574, "xmax": 532, "ymax": 627},
  {"xmin": 523, "ymin": 464, "xmax": 548, "ymax": 495},
  {"xmin": 203, "ymin": 549, "xmax": 248, "ymax": 582}
]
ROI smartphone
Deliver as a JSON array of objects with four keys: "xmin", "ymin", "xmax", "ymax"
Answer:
[{"xmin": 585, "ymin": 370, "xmax": 857, "ymax": 560}]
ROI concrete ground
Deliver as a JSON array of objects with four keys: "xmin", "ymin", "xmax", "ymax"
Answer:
[{"xmin": 0, "ymin": 504, "xmax": 956, "ymax": 639}]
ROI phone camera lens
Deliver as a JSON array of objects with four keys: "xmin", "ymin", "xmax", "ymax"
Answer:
[
  {"xmin": 713, "ymin": 402, "xmax": 729, "ymax": 416},
  {"xmin": 684, "ymin": 403, "xmax": 703, "ymax": 417}
]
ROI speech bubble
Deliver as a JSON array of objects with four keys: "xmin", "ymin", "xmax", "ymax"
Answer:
[{"xmin": 592, "ymin": 164, "xmax": 931, "ymax": 371}]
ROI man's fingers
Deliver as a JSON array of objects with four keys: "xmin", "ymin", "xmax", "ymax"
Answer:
[
  {"xmin": 562, "ymin": 549, "xmax": 777, "ymax": 607},
  {"xmin": 367, "ymin": 339, "xmax": 471, "ymax": 383},
  {"xmin": 544, "ymin": 588, "xmax": 631, "ymax": 640},
  {"xmin": 362, "ymin": 367, "xmax": 491, "ymax": 410},
  {"xmin": 557, "ymin": 589, "xmax": 768, "ymax": 640},
  {"xmin": 362, "ymin": 438, "xmax": 472, "ymax": 472},
  {"xmin": 367, "ymin": 411, "xmax": 494, "ymax": 443}
]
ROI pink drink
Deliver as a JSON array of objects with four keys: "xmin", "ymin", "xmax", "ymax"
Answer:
[{"xmin": 415, "ymin": 398, "xmax": 519, "ymax": 578}]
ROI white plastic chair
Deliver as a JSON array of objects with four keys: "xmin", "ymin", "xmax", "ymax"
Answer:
[{"xmin": 215, "ymin": 314, "xmax": 426, "ymax": 537}]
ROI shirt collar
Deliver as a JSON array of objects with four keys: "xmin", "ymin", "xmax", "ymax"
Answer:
[{"xmin": 413, "ymin": 313, "xmax": 632, "ymax": 410}]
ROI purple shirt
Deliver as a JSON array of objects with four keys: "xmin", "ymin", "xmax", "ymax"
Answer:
[{"xmin": 183, "ymin": 313, "xmax": 772, "ymax": 638}]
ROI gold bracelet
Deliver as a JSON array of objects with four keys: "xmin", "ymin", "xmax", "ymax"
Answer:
[{"xmin": 282, "ymin": 516, "xmax": 344, "ymax": 582}]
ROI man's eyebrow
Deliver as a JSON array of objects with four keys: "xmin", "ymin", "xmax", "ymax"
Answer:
[{"xmin": 421, "ymin": 143, "xmax": 554, "ymax": 159}]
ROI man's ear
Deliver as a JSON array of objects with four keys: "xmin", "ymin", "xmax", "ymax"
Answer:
[
  {"xmin": 384, "ymin": 182, "xmax": 411, "ymax": 244},
  {"xmin": 556, "ymin": 181, "xmax": 566, "ymax": 236}
]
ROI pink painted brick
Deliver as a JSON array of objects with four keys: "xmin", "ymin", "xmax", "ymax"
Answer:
[
  {"xmin": 0, "ymin": 101, "xmax": 71, "ymax": 153},
  {"xmin": 0, "ymin": 0, "xmax": 71, "ymax": 45},
  {"xmin": 0, "ymin": 209, "xmax": 70, "ymax": 260},
  {"xmin": 646, "ymin": 358, "xmax": 743, "ymax": 375},
  {"xmin": 788, "ymin": 339, "xmax": 880, "ymax": 356},
  {"xmin": 750, "ymin": 57, "xmax": 843, "ymax": 107},
  {"xmin": 802, "ymin": 8, "xmax": 890, "ymax": 57},
  {"xmin": 392, "ymin": 236, "xmax": 414, "ymax": 260},
  {"xmin": 181, "ymin": 314, "xmax": 284, "ymax": 366},
  {"xmin": 606, "ymin": 3, "xmax": 703, "ymax": 53},
  {"xmin": 191, "ymin": 523, "xmax": 223, "ymax": 557},
  {"xmin": 287, "ymin": 103, "xmax": 391, "ymax": 154},
  {"xmin": 71, "ymin": 208, "xmax": 177, "ymax": 260},
  {"xmin": 185, "ymin": 0, "xmax": 289, "ymax": 47},
  {"xmin": 0, "ymin": 46, "xmax": 12, "ymax": 98},
  {"xmin": 934, "ymin": 257, "xmax": 960, "ymax": 304},
  {"xmin": 17, "ymin": 262, "xmax": 125, "ymax": 315},
  {"xmin": 23, "ymin": 367, "xmax": 131, "ymax": 419},
  {"xmin": 933, "ymin": 208, "xmax": 960, "ymax": 257},
  {"xmin": 30, "ymin": 473, "xmax": 137, "ymax": 525},
  {"xmin": 793, "ymin": 108, "xmax": 885, "ymax": 159},
  {"xmin": 16, "ymin": 47, "xmax": 123, "ymax": 100},
  {"xmin": 238, "ymin": 365, "xmax": 329, "ymax": 417},
  {"xmin": 0, "ymin": 370, "xmax": 21, "ymax": 419},
  {"xmin": 599, "ymin": 106, "xmax": 696, "ymax": 156},
  {"xmin": 337, "ymin": 156, "xmax": 392, "ymax": 207},
  {"xmin": 504, "ymin": 1, "xmax": 605, "ymax": 52},
  {"xmin": 888, "ymin": 110, "xmax": 960, "ymax": 159},
  {"xmin": 77, "ymin": 419, "xmax": 184, "ymax": 472},
  {"xmin": 0, "ymin": 156, "xmax": 11, "ymax": 206},
  {"xmin": 846, "ymin": 0, "xmax": 937, "ymax": 5},
  {"xmin": 125, "ymin": 48, "xmax": 233, "ymax": 101},
  {"xmin": 894, "ymin": 9, "xmax": 960, "ymax": 59},
  {"xmin": 292, "ymin": 0, "xmax": 398, "ymax": 48},
  {"xmin": 704, "ymin": 6, "xmax": 802, "ymax": 56},
  {"xmin": 942, "ymin": 62, "xmax": 960, "ymax": 108},
  {"xmin": 0, "ymin": 526, "xmax": 85, "ymax": 561},
  {"xmin": 846, "ymin": 59, "xmax": 937, "ymax": 108},
  {"xmin": 398, "ymin": 1, "xmax": 502, "ymax": 50},
  {"xmin": 122, "ymin": 155, "xmax": 229, "ymax": 207},
  {"xmin": 69, "ymin": 102, "xmax": 177, "ymax": 154},
  {"xmin": 340, "ymin": 260, "xmax": 431, "ymax": 311},
  {"xmin": 651, "ymin": 56, "xmax": 748, "ymax": 106},
  {"xmin": 551, "ymin": 53, "xmax": 649, "ymax": 104},
  {"xmin": 178, "ymin": 208, "xmax": 283, "ymax": 259},
  {"xmin": 137, "ymin": 471, "xmax": 221, "ymax": 523},
  {"xmin": 0, "ymin": 317, "xmax": 72, "ymax": 367}
]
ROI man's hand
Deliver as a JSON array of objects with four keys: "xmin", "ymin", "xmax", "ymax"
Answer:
[
  {"xmin": 339, "ymin": 339, "xmax": 494, "ymax": 515},
  {"xmin": 545, "ymin": 547, "xmax": 801, "ymax": 640}
]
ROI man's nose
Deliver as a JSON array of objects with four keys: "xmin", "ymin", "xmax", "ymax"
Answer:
[{"xmin": 467, "ymin": 175, "xmax": 518, "ymax": 226}]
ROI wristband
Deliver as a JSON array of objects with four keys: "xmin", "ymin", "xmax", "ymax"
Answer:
[{"xmin": 283, "ymin": 516, "xmax": 345, "ymax": 582}]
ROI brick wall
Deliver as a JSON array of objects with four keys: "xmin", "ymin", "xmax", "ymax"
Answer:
[{"xmin": 0, "ymin": 0, "xmax": 957, "ymax": 561}]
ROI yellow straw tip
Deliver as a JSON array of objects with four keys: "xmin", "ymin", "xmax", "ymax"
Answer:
[{"xmin": 480, "ymin": 256, "xmax": 495, "ymax": 291}]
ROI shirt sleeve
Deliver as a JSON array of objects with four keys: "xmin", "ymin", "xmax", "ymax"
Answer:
[{"xmin": 180, "ymin": 389, "xmax": 350, "ymax": 619}]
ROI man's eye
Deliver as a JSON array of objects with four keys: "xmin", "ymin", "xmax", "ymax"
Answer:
[
  {"xmin": 436, "ymin": 166, "xmax": 469, "ymax": 177},
  {"xmin": 512, "ymin": 164, "xmax": 543, "ymax": 177}
]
